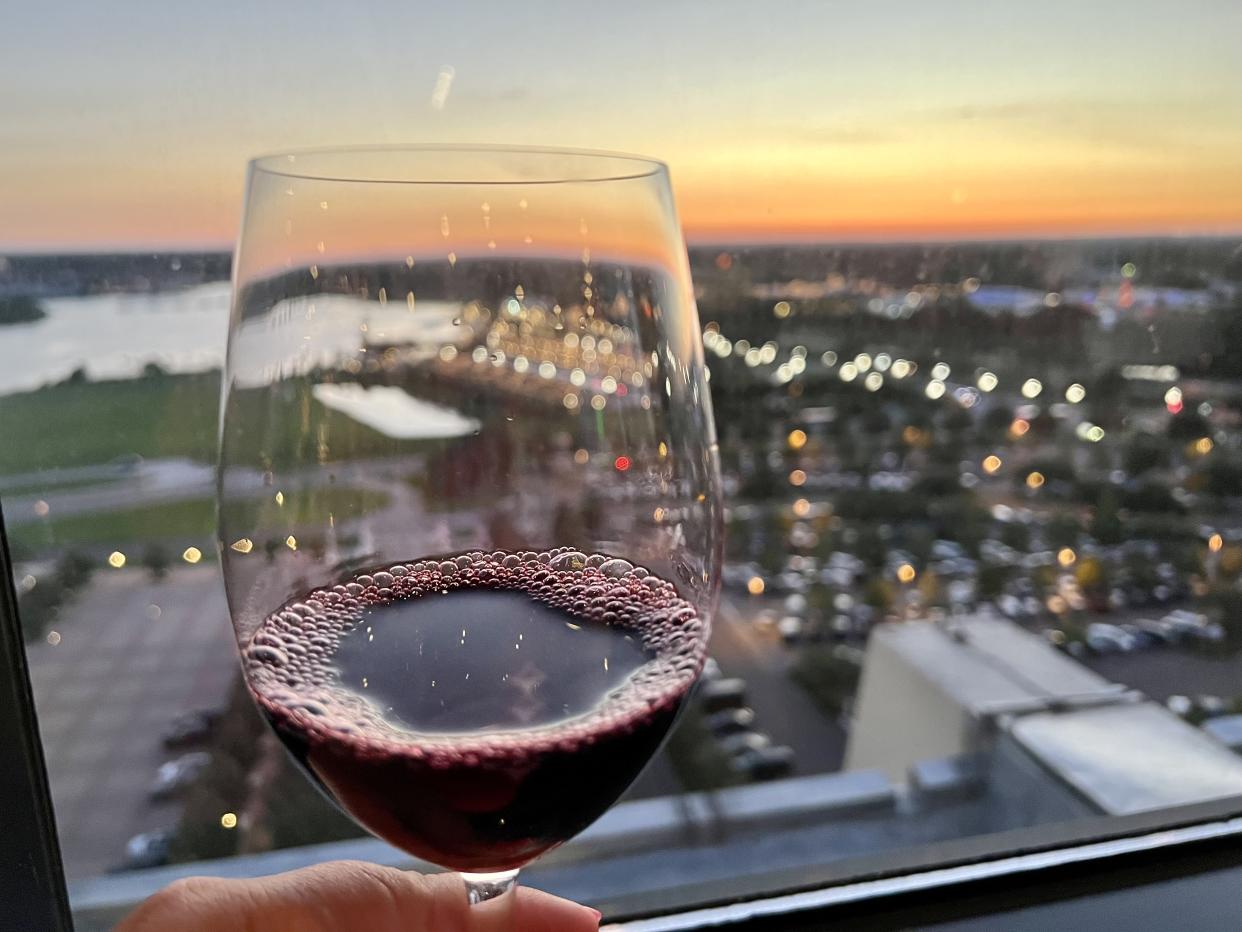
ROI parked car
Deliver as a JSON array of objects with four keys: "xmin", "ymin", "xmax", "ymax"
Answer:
[
  {"xmin": 706, "ymin": 707, "xmax": 756, "ymax": 736},
  {"xmin": 732, "ymin": 745, "xmax": 795, "ymax": 781},
  {"xmin": 778, "ymin": 615, "xmax": 804, "ymax": 643},
  {"xmin": 1086, "ymin": 622, "xmax": 1137, "ymax": 654},
  {"xmin": 150, "ymin": 751, "xmax": 211, "ymax": 800},
  {"xmin": 698, "ymin": 678, "xmax": 747, "ymax": 713},
  {"xmin": 161, "ymin": 709, "xmax": 221, "ymax": 749},
  {"xmin": 717, "ymin": 731, "xmax": 771, "ymax": 757},
  {"xmin": 1135, "ymin": 618, "xmax": 1179, "ymax": 644},
  {"xmin": 122, "ymin": 830, "xmax": 172, "ymax": 870}
]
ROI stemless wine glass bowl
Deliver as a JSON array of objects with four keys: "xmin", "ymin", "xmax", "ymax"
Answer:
[{"xmin": 218, "ymin": 146, "xmax": 722, "ymax": 903}]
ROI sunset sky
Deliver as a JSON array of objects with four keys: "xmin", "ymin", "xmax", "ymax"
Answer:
[{"xmin": 3, "ymin": 0, "xmax": 1241, "ymax": 251}]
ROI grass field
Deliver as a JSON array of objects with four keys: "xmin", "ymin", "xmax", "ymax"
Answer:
[
  {"xmin": 0, "ymin": 475, "xmax": 123, "ymax": 497},
  {"xmin": 0, "ymin": 372, "xmax": 221, "ymax": 476},
  {"xmin": 0, "ymin": 370, "xmax": 408, "ymax": 477},
  {"xmin": 10, "ymin": 487, "xmax": 390, "ymax": 553}
]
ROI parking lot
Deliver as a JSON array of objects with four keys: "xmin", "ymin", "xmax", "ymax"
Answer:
[{"xmin": 26, "ymin": 565, "xmax": 237, "ymax": 879}]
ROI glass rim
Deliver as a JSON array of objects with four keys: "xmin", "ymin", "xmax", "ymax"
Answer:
[{"xmin": 249, "ymin": 144, "xmax": 667, "ymax": 186}]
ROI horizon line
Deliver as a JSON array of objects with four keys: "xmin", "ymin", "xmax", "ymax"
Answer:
[{"xmin": 4, "ymin": 229, "xmax": 1242, "ymax": 259}]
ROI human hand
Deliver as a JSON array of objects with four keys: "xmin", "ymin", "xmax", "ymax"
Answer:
[{"xmin": 116, "ymin": 860, "xmax": 601, "ymax": 931}]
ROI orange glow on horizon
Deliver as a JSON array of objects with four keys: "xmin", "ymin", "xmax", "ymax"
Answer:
[{"xmin": 4, "ymin": 8, "xmax": 1242, "ymax": 254}]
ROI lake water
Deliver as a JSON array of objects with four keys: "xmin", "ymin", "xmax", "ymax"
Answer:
[
  {"xmin": 0, "ymin": 283, "xmax": 232, "ymax": 395},
  {"xmin": 0, "ymin": 283, "xmax": 460, "ymax": 394}
]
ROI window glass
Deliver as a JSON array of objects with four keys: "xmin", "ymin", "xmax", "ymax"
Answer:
[{"xmin": 4, "ymin": 0, "xmax": 1242, "ymax": 918}]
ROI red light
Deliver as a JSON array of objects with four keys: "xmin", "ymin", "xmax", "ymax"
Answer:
[
  {"xmin": 614, "ymin": 456, "xmax": 631, "ymax": 472},
  {"xmin": 616, "ymin": 383, "xmax": 628, "ymax": 396},
  {"xmin": 1168, "ymin": 401, "xmax": 1184, "ymax": 414}
]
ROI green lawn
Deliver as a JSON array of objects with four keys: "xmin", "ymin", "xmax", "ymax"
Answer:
[
  {"xmin": 0, "ymin": 372, "xmax": 221, "ymax": 476},
  {"xmin": 0, "ymin": 370, "xmax": 409, "ymax": 477},
  {"xmin": 0, "ymin": 475, "xmax": 123, "ymax": 497},
  {"xmin": 11, "ymin": 487, "xmax": 390, "ymax": 553}
]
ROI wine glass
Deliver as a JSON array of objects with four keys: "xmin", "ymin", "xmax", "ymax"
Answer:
[{"xmin": 218, "ymin": 146, "xmax": 722, "ymax": 906}]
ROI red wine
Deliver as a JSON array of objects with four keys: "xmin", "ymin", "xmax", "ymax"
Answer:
[{"xmin": 243, "ymin": 549, "xmax": 707, "ymax": 871}]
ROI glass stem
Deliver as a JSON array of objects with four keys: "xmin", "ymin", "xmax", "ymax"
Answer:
[{"xmin": 461, "ymin": 869, "xmax": 519, "ymax": 905}]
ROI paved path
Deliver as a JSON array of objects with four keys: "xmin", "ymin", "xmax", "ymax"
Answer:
[
  {"xmin": 708, "ymin": 596, "xmax": 847, "ymax": 775},
  {"xmin": 26, "ymin": 566, "xmax": 238, "ymax": 880}
]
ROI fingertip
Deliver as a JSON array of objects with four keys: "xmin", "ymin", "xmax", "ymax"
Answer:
[{"xmin": 515, "ymin": 886, "xmax": 602, "ymax": 931}]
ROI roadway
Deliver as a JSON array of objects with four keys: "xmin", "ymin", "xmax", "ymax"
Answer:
[{"xmin": 707, "ymin": 594, "xmax": 847, "ymax": 775}]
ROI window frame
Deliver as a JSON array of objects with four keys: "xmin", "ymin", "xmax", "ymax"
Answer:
[
  {"xmin": 5, "ymin": 497, "xmax": 1242, "ymax": 932},
  {"xmin": 0, "ymin": 507, "xmax": 73, "ymax": 931}
]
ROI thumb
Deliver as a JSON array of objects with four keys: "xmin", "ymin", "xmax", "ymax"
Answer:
[{"xmin": 117, "ymin": 860, "xmax": 601, "ymax": 932}]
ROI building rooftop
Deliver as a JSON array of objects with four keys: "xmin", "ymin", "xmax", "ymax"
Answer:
[
  {"xmin": 1011, "ymin": 702, "xmax": 1242, "ymax": 816},
  {"xmin": 871, "ymin": 616, "xmax": 1125, "ymax": 719}
]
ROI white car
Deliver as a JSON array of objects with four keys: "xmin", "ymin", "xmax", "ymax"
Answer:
[{"xmin": 150, "ymin": 751, "xmax": 210, "ymax": 800}]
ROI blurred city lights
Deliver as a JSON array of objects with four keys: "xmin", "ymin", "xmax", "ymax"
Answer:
[
  {"xmin": 773, "ymin": 301, "xmax": 791, "ymax": 319},
  {"xmin": 925, "ymin": 380, "xmax": 946, "ymax": 400},
  {"xmin": 182, "ymin": 547, "xmax": 202, "ymax": 564},
  {"xmin": 1195, "ymin": 437, "xmax": 1214, "ymax": 455},
  {"xmin": 789, "ymin": 469, "xmax": 807, "ymax": 487},
  {"xmin": 1065, "ymin": 383, "xmax": 1086, "ymax": 403},
  {"xmin": 1011, "ymin": 418, "xmax": 1031, "ymax": 437},
  {"xmin": 220, "ymin": 813, "xmax": 238, "ymax": 830},
  {"xmin": 747, "ymin": 576, "xmax": 766, "ymax": 596},
  {"xmin": 839, "ymin": 362, "xmax": 859, "ymax": 382},
  {"xmin": 614, "ymin": 455, "xmax": 631, "ymax": 472},
  {"xmin": 107, "ymin": 551, "xmax": 126, "ymax": 568},
  {"xmin": 1026, "ymin": 471, "xmax": 1045, "ymax": 489},
  {"xmin": 977, "ymin": 371, "xmax": 998, "ymax": 392},
  {"xmin": 1057, "ymin": 547, "xmax": 1077, "ymax": 567},
  {"xmin": 982, "ymin": 455, "xmax": 1002, "ymax": 475},
  {"xmin": 897, "ymin": 564, "xmax": 917, "ymax": 584},
  {"xmin": 792, "ymin": 498, "xmax": 811, "ymax": 517},
  {"xmin": 1210, "ymin": 534, "xmax": 1224, "ymax": 553},
  {"xmin": 788, "ymin": 429, "xmax": 807, "ymax": 450},
  {"xmin": 1021, "ymin": 378, "xmax": 1043, "ymax": 399},
  {"xmin": 230, "ymin": 538, "xmax": 254, "ymax": 554},
  {"xmin": 864, "ymin": 372, "xmax": 884, "ymax": 392},
  {"xmin": 931, "ymin": 362, "xmax": 951, "ymax": 380}
]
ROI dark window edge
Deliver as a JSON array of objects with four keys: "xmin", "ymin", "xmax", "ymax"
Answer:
[{"xmin": 0, "ymin": 503, "xmax": 73, "ymax": 930}]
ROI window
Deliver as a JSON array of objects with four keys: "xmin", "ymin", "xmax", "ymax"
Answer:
[{"xmin": 4, "ymin": 2, "xmax": 1242, "ymax": 927}]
